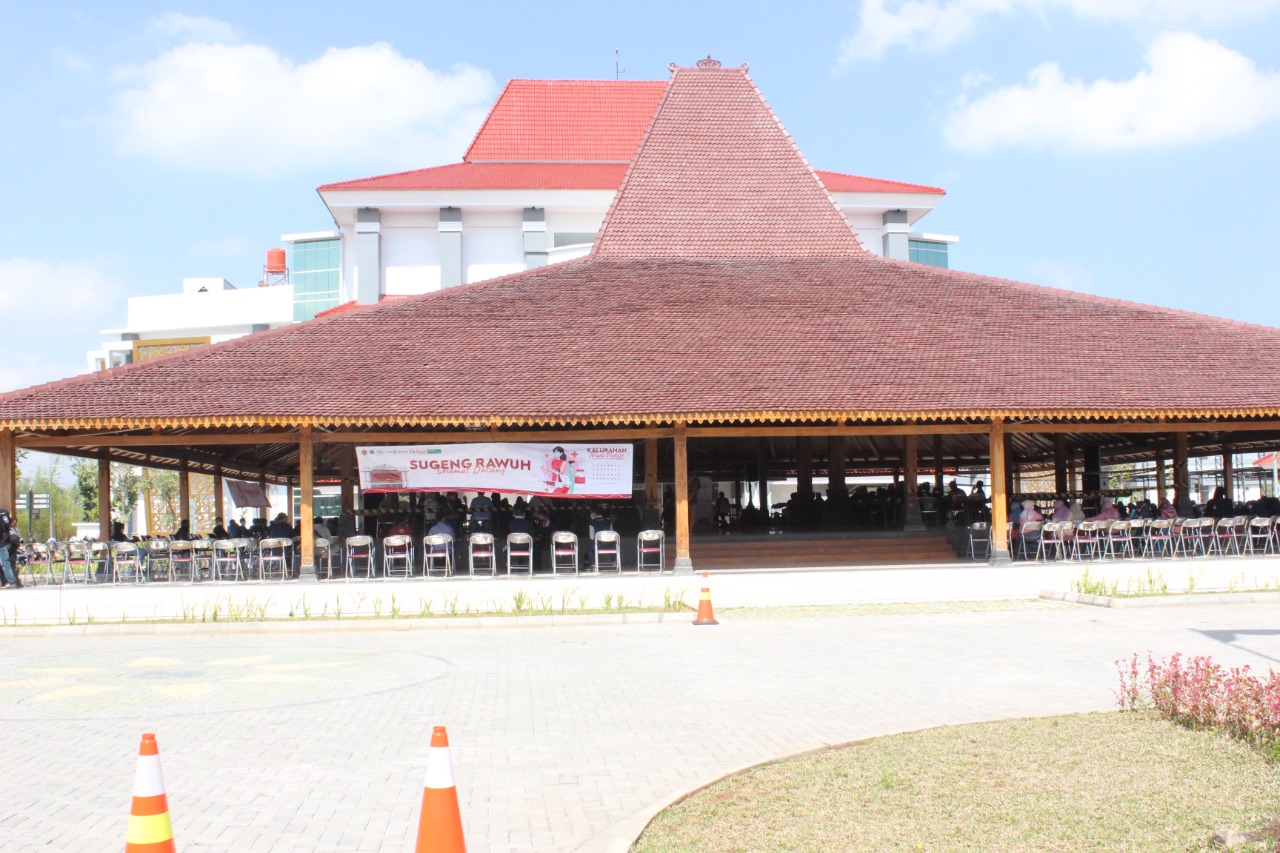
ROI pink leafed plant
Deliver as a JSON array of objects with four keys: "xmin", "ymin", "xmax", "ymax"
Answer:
[{"xmin": 1117, "ymin": 652, "xmax": 1280, "ymax": 760}]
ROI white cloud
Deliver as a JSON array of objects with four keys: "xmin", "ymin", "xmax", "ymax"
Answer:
[
  {"xmin": 148, "ymin": 12, "xmax": 239, "ymax": 44},
  {"xmin": 943, "ymin": 32, "xmax": 1280, "ymax": 151},
  {"xmin": 0, "ymin": 258, "xmax": 124, "ymax": 392},
  {"xmin": 106, "ymin": 39, "xmax": 495, "ymax": 177},
  {"xmin": 840, "ymin": 0, "xmax": 1280, "ymax": 61}
]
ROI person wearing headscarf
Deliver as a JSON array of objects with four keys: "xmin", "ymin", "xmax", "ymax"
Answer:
[
  {"xmin": 1086, "ymin": 498, "xmax": 1120, "ymax": 522},
  {"xmin": 1158, "ymin": 496, "xmax": 1177, "ymax": 519},
  {"xmin": 1020, "ymin": 500, "xmax": 1044, "ymax": 525},
  {"xmin": 1069, "ymin": 501, "xmax": 1086, "ymax": 523},
  {"xmin": 1052, "ymin": 499, "xmax": 1071, "ymax": 522}
]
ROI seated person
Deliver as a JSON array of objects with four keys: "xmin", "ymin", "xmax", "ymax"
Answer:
[
  {"xmin": 265, "ymin": 513, "xmax": 294, "ymax": 540},
  {"xmin": 211, "ymin": 517, "xmax": 229, "ymax": 539},
  {"xmin": 1086, "ymin": 498, "xmax": 1120, "ymax": 523}
]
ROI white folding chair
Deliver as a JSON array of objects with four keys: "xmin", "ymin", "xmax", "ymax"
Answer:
[
  {"xmin": 505, "ymin": 532, "xmax": 533, "ymax": 576},
  {"xmin": 212, "ymin": 539, "xmax": 243, "ymax": 581},
  {"xmin": 382, "ymin": 534, "xmax": 415, "ymax": 580},
  {"xmin": 594, "ymin": 530, "xmax": 622, "ymax": 573},
  {"xmin": 169, "ymin": 540, "xmax": 197, "ymax": 583},
  {"xmin": 314, "ymin": 537, "xmax": 334, "ymax": 579},
  {"xmin": 423, "ymin": 534, "xmax": 454, "ymax": 578},
  {"xmin": 469, "ymin": 532, "xmax": 497, "ymax": 577},
  {"xmin": 968, "ymin": 522, "xmax": 991, "ymax": 560},
  {"xmin": 1247, "ymin": 517, "xmax": 1273, "ymax": 555},
  {"xmin": 551, "ymin": 531, "xmax": 578, "ymax": 575},
  {"xmin": 145, "ymin": 538, "xmax": 172, "ymax": 582},
  {"xmin": 63, "ymin": 540, "xmax": 93, "ymax": 584},
  {"xmin": 109, "ymin": 542, "xmax": 143, "ymax": 583},
  {"xmin": 344, "ymin": 535, "xmax": 375, "ymax": 579},
  {"xmin": 88, "ymin": 541, "xmax": 112, "ymax": 582},
  {"xmin": 259, "ymin": 538, "xmax": 291, "ymax": 582},
  {"xmin": 636, "ymin": 529, "xmax": 665, "ymax": 573}
]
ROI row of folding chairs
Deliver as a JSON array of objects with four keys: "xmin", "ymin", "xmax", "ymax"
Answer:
[
  {"xmin": 327, "ymin": 530, "xmax": 668, "ymax": 579},
  {"xmin": 23, "ymin": 537, "xmax": 298, "ymax": 584},
  {"xmin": 1006, "ymin": 515, "xmax": 1280, "ymax": 561}
]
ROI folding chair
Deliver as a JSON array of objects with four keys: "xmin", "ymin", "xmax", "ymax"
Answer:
[
  {"xmin": 88, "ymin": 541, "xmax": 112, "ymax": 582},
  {"xmin": 593, "ymin": 530, "xmax": 622, "ymax": 573},
  {"xmin": 469, "ymin": 533, "xmax": 497, "ymax": 577},
  {"xmin": 145, "ymin": 538, "xmax": 172, "ymax": 582},
  {"xmin": 1247, "ymin": 517, "xmax": 1273, "ymax": 555},
  {"xmin": 967, "ymin": 522, "xmax": 991, "ymax": 560},
  {"xmin": 1212, "ymin": 517, "xmax": 1239, "ymax": 556},
  {"xmin": 1104, "ymin": 521, "xmax": 1133, "ymax": 560},
  {"xmin": 212, "ymin": 539, "xmax": 243, "ymax": 581},
  {"xmin": 382, "ymin": 534, "xmax": 415, "ymax": 580},
  {"xmin": 636, "ymin": 529, "xmax": 665, "ymax": 573},
  {"xmin": 169, "ymin": 540, "xmax": 197, "ymax": 583},
  {"xmin": 1072, "ymin": 521, "xmax": 1103, "ymax": 561},
  {"xmin": 1017, "ymin": 521, "xmax": 1042, "ymax": 560},
  {"xmin": 505, "ymin": 532, "xmax": 533, "ymax": 576},
  {"xmin": 258, "ymin": 538, "xmax": 291, "ymax": 582},
  {"xmin": 192, "ymin": 539, "xmax": 216, "ymax": 582},
  {"xmin": 314, "ymin": 537, "xmax": 334, "ymax": 579},
  {"xmin": 110, "ymin": 542, "xmax": 143, "ymax": 583},
  {"xmin": 1035, "ymin": 522, "xmax": 1062, "ymax": 561},
  {"xmin": 63, "ymin": 540, "xmax": 92, "ymax": 584},
  {"xmin": 423, "ymin": 534, "xmax": 454, "ymax": 577},
  {"xmin": 25, "ymin": 541, "xmax": 57, "ymax": 585},
  {"xmin": 344, "ymin": 535, "xmax": 375, "ymax": 579},
  {"xmin": 550, "ymin": 531, "xmax": 578, "ymax": 575},
  {"xmin": 1145, "ymin": 519, "xmax": 1174, "ymax": 558},
  {"xmin": 232, "ymin": 538, "xmax": 256, "ymax": 579}
]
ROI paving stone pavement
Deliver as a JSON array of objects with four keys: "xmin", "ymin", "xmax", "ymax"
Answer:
[{"xmin": 3, "ymin": 597, "xmax": 1279, "ymax": 852}]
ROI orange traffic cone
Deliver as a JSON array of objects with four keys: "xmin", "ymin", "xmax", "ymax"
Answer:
[
  {"xmin": 415, "ymin": 726, "xmax": 467, "ymax": 853},
  {"xmin": 125, "ymin": 733, "xmax": 176, "ymax": 853},
  {"xmin": 693, "ymin": 572, "xmax": 719, "ymax": 626}
]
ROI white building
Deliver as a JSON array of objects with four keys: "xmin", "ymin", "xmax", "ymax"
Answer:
[{"xmin": 89, "ymin": 77, "xmax": 955, "ymax": 370}]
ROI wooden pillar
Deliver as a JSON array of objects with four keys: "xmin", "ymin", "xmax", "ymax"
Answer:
[
  {"xmin": 0, "ymin": 429, "xmax": 14, "ymax": 515},
  {"xmin": 1173, "ymin": 433, "xmax": 1190, "ymax": 513},
  {"xmin": 1053, "ymin": 436, "xmax": 1068, "ymax": 495},
  {"xmin": 932, "ymin": 435, "xmax": 944, "ymax": 495},
  {"xmin": 286, "ymin": 477, "xmax": 295, "ymax": 525},
  {"xmin": 338, "ymin": 446, "xmax": 356, "ymax": 515},
  {"xmin": 98, "ymin": 457, "xmax": 112, "ymax": 541},
  {"xmin": 178, "ymin": 466, "xmax": 190, "ymax": 524},
  {"xmin": 298, "ymin": 426, "xmax": 316, "ymax": 582},
  {"xmin": 1155, "ymin": 451, "xmax": 1167, "ymax": 502},
  {"xmin": 827, "ymin": 436, "xmax": 847, "ymax": 496},
  {"xmin": 1003, "ymin": 434, "xmax": 1015, "ymax": 499},
  {"xmin": 644, "ymin": 438, "xmax": 659, "ymax": 509},
  {"xmin": 213, "ymin": 468, "xmax": 224, "ymax": 524},
  {"xmin": 142, "ymin": 468, "xmax": 153, "ymax": 537},
  {"xmin": 673, "ymin": 421, "xmax": 692, "ymax": 573},
  {"xmin": 989, "ymin": 418, "xmax": 1010, "ymax": 562},
  {"xmin": 257, "ymin": 473, "xmax": 268, "ymax": 523},
  {"xmin": 795, "ymin": 436, "xmax": 813, "ymax": 496},
  {"xmin": 1222, "ymin": 441, "xmax": 1234, "ymax": 500},
  {"xmin": 902, "ymin": 434, "xmax": 923, "ymax": 530}
]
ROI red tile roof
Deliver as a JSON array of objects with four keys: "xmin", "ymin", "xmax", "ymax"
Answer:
[
  {"xmin": 465, "ymin": 79, "xmax": 667, "ymax": 163},
  {"xmin": 594, "ymin": 66, "xmax": 867, "ymax": 259},
  {"xmin": 816, "ymin": 170, "xmax": 944, "ymax": 195},
  {"xmin": 2, "ymin": 62, "xmax": 1276, "ymax": 429},
  {"xmin": 318, "ymin": 162, "xmax": 628, "ymax": 192}
]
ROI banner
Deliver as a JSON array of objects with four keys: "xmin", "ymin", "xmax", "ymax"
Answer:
[
  {"xmin": 226, "ymin": 479, "xmax": 271, "ymax": 508},
  {"xmin": 356, "ymin": 443, "xmax": 634, "ymax": 499}
]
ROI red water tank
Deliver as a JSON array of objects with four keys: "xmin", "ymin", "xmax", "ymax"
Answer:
[{"xmin": 265, "ymin": 248, "xmax": 287, "ymax": 273}]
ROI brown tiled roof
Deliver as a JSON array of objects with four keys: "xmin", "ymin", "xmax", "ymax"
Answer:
[
  {"xmin": 593, "ymin": 66, "xmax": 867, "ymax": 259},
  {"xmin": 2, "ymin": 62, "xmax": 1278, "ymax": 429}
]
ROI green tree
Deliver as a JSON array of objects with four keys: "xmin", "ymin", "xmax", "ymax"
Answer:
[
  {"xmin": 15, "ymin": 459, "xmax": 82, "ymax": 540},
  {"xmin": 68, "ymin": 460, "xmax": 145, "ymax": 528}
]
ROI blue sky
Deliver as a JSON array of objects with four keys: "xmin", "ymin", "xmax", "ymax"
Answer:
[{"xmin": 2, "ymin": 0, "xmax": 1278, "ymax": 394}]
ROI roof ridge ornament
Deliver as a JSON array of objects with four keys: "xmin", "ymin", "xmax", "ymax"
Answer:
[{"xmin": 696, "ymin": 55, "xmax": 721, "ymax": 68}]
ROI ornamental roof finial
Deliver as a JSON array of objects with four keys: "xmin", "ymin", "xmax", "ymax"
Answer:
[{"xmin": 696, "ymin": 55, "xmax": 721, "ymax": 68}]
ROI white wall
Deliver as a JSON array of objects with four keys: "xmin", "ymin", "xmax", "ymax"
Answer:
[
  {"xmin": 382, "ymin": 211, "xmax": 441, "ymax": 295},
  {"xmin": 125, "ymin": 285, "xmax": 293, "ymax": 336},
  {"xmin": 462, "ymin": 209, "xmax": 524, "ymax": 284}
]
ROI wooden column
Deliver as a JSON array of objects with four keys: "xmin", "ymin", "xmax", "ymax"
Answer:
[
  {"xmin": 932, "ymin": 435, "xmax": 944, "ymax": 495},
  {"xmin": 1003, "ymin": 434, "xmax": 1016, "ymax": 499},
  {"xmin": 1053, "ymin": 435, "xmax": 1068, "ymax": 495},
  {"xmin": 644, "ymin": 438, "xmax": 659, "ymax": 509},
  {"xmin": 827, "ymin": 436, "xmax": 847, "ymax": 496},
  {"xmin": 795, "ymin": 436, "xmax": 813, "ymax": 496},
  {"xmin": 213, "ymin": 468, "xmax": 224, "ymax": 524},
  {"xmin": 0, "ymin": 429, "xmax": 14, "ymax": 515},
  {"xmin": 1155, "ymin": 451, "xmax": 1167, "ymax": 502},
  {"xmin": 756, "ymin": 442, "xmax": 768, "ymax": 514},
  {"xmin": 298, "ymin": 426, "xmax": 316, "ymax": 582},
  {"xmin": 338, "ymin": 446, "xmax": 356, "ymax": 515},
  {"xmin": 258, "ymin": 473, "xmax": 268, "ymax": 523},
  {"xmin": 286, "ymin": 477, "xmax": 295, "ymax": 525},
  {"xmin": 178, "ymin": 466, "xmax": 190, "ymax": 524},
  {"xmin": 98, "ymin": 457, "xmax": 112, "ymax": 541},
  {"xmin": 1173, "ymin": 433, "xmax": 1190, "ymax": 512},
  {"xmin": 673, "ymin": 421, "xmax": 692, "ymax": 573},
  {"xmin": 902, "ymin": 434, "xmax": 923, "ymax": 530},
  {"xmin": 1222, "ymin": 442, "xmax": 1234, "ymax": 500},
  {"xmin": 989, "ymin": 418, "xmax": 1010, "ymax": 562}
]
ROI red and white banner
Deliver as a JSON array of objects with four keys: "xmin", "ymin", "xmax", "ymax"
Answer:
[{"xmin": 356, "ymin": 443, "xmax": 634, "ymax": 498}]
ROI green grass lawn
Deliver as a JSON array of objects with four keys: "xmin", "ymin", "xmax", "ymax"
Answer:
[{"xmin": 633, "ymin": 713, "xmax": 1280, "ymax": 852}]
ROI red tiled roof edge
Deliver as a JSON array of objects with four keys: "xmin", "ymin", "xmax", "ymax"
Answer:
[
  {"xmin": 461, "ymin": 77, "xmax": 515, "ymax": 163},
  {"xmin": 815, "ymin": 170, "xmax": 946, "ymax": 196}
]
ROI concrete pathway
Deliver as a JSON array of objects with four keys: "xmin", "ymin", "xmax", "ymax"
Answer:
[{"xmin": 2, "ymin": 577, "xmax": 1279, "ymax": 851}]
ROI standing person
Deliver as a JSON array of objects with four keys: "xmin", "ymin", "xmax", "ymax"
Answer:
[{"xmin": 0, "ymin": 509, "xmax": 19, "ymax": 588}]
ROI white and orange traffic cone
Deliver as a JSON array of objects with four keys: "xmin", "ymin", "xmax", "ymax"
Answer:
[
  {"xmin": 414, "ymin": 726, "xmax": 467, "ymax": 853},
  {"xmin": 693, "ymin": 571, "xmax": 719, "ymax": 626},
  {"xmin": 125, "ymin": 732, "xmax": 176, "ymax": 853}
]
